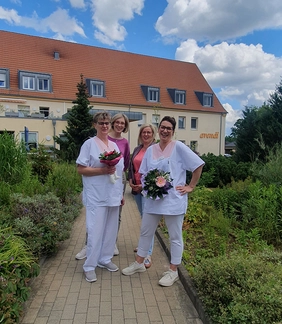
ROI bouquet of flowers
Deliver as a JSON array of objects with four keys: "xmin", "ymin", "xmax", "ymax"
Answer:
[
  {"xmin": 99, "ymin": 150, "xmax": 122, "ymax": 183},
  {"xmin": 141, "ymin": 168, "xmax": 173, "ymax": 200}
]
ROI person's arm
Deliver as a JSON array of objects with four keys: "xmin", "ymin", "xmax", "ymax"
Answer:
[
  {"xmin": 77, "ymin": 164, "xmax": 116, "ymax": 176},
  {"xmin": 176, "ymin": 164, "xmax": 204, "ymax": 195}
]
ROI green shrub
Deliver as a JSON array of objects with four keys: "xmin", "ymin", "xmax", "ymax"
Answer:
[
  {"xmin": 10, "ymin": 193, "xmax": 81, "ymax": 256},
  {"xmin": 44, "ymin": 162, "xmax": 82, "ymax": 204},
  {"xmin": 28, "ymin": 145, "xmax": 54, "ymax": 184},
  {"xmin": 0, "ymin": 132, "xmax": 29, "ymax": 185},
  {"xmin": 0, "ymin": 228, "xmax": 39, "ymax": 323},
  {"xmin": 193, "ymin": 250, "xmax": 282, "ymax": 324}
]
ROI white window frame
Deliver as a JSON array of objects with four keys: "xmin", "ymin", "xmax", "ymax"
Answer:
[
  {"xmin": 19, "ymin": 71, "xmax": 52, "ymax": 92},
  {"xmin": 0, "ymin": 69, "xmax": 8, "ymax": 88},
  {"xmin": 203, "ymin": 93, "xmax": 212, "ymax": 107},
  {"xmin": 18, "ymin": 105, "xmax": 31, "ymax": 117},
  {"xmin": 148, "ymin": 87, "xmax": 159, "ymax": 102},
  {"xmin": 90, "ymin": 80, "xmax": 104, "ymax": 97},
  {"xmin": 178, "ymin": 116, "xmax": 186, "ymax": 129},
  {"xmin": 38, "ymin": 78, "xmax": 50, "ymax": 91},
  {"xmin": 175, "ymin": 90, "xmax": 185, "ymax": 104},
  {"xmin": 191, "ymin": 117, "xmax": 198, "ymax": 130},
  {"xmin": 23, "ymin": 76, "xmax": 35, "ymax": 90}
]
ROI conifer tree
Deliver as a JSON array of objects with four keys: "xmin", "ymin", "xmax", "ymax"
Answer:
[{"xmin": 54, "ymin": 74, "xmax": 96, "ymax": 161}]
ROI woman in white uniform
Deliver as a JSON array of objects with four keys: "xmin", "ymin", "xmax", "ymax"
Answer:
[
  {"xmin": 122, "ymin": 116, "xmax": 204, "ymax": 287},
  {"xmin": 76, "ymin": 111, "xmax": 124, "ymax": 283}
]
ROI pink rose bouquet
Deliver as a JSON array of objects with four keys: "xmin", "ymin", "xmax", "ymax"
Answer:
[
  {"xmin": 99, "ymin": 150, "xmax": 122, "ymax": 183},
  {"xmin": 141, "ymin": 168, "xmax": 173, "ymax": 200}
]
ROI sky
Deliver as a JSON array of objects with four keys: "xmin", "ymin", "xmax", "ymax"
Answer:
[{"xmin": 1, "ymin": 0, "xmax": 282, "ymax": 135}]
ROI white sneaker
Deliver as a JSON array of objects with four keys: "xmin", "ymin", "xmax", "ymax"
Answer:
[
  {"xmin": 122, "ymin": 261, "xmax": 146, "ymax": 276},
  {"xmin": 114, "ymin": 244, "xmax": 119, "ymax": 256},
  {"xmin": 158, "ymin": 269, "xmax": 179, "ymax": 287},
  {"xmin": 75, "ymin": 245, "xmax": 87, "ymax": 260},
  {"xmin": 84, "ymin": 270, "xmax": 97, "ymax": 283},
  {"xmin": 97, "ymin": 261, "xmax": 119, "ymax": 272}
]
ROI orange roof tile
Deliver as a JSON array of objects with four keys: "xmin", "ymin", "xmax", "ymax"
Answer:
[{"xmin": 0, "ymin": 30, "xmax": 226, "ymax": 114}]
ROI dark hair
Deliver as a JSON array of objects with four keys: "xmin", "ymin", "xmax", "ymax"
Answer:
[{"xmin": 159, "ymin": 116, "xmax": 176, "ymax": 131}]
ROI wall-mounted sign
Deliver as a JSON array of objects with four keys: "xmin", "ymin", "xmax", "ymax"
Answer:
[{"xmin": 200, "ymin": 132, "xmax": 219, "ymax": 139}]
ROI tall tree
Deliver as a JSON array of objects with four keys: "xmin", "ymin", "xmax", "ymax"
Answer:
[{"xmin": 54, "ymin": 74, "xmax": 96, "ymax": 162}]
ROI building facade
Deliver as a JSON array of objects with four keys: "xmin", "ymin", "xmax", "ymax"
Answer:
[{"xmin": 0, "ymin": 30, "xmax": 227, "ymax": 155}]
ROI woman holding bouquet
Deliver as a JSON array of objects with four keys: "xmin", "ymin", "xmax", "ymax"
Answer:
[
  {"xmin": 75, "ymin": 113, "xmax": 130, "ymax": 259},
  {"xmin": 76, "ymin": 111, "xmax": 124, "ymax": 283},
  {"xmin": 122, "ymin": 116, "xmax": 204, "ymax": 287},
  {"xmin": 128, "ymin": 124, "xmax": 156, "ymax": 268}
]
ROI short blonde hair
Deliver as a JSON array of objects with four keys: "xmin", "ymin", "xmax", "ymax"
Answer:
[
  {"xmin": 93, "ymin": 111, "xmax": 111, "ymax": 123},
  {"xmin": 138, "ymin": 124, "xmax": 156, "ymax": 145},
  {"xmin": 111, "ymin": 113, "xmax": 129, "ymax": 133}
]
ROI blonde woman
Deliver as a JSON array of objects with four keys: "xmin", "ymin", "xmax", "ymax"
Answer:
[{"xmin": 128, "ymin": 124, "xmax": 156, "ymax": 268}]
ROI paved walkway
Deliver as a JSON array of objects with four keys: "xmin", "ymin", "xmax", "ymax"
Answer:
[{"xmin": 20, "ymin": 184, "xmax": 203, "ymax": 324}]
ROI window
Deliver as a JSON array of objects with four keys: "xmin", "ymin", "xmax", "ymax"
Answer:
[
  {"xmin": 148, "ymin": 87, "xmax": 159, "ymax": 102},
  {"xmin": 178, "ymin": 116, "xmax": 186, "ymax": 129},
  {"xmin": 203, "ymin": 94, "xmax": 213, "ymax": 107},
  {"xmin": 141, "ymin": 85, "xmax": 160, "ymax": 102},
  {"xmin": 0, "ymin": 68, "xmax": 9, "ymax": 88},
  {"xmin": 86, "ymin": 79, "xmax": 105, "ymax": 97},
  {"xmin": 18, "ymin": 105, "xmax": 30, "ymax": 117},
  {"xmin": 19, "ymin": 71, "xmax": 52, "ymax": 92},
  {"xmin": 39, "ymin": 107, "xmax": 50, "ymax": 117},
  {"xmin": 138, "ymin": 114, "xmax": 146, "ymax": 127},
  {"xmin": 152, "ymin": 114, "xmax": 160, "ymax": 128},
  {"xmin": 191, "ymin": 117, "xmax": 198, "ymax": 130},
  {"xmin": 167, "ymin": 88, "xmax": 186, "ymax": 105},
  {"xmin": 195, "ymin": 91, "xmax": 213, "ymax": 107},
  {"xmin": 179, "ymin": 140, "xmax": 186, "ymax": 144},
  {"xmin": 190, "ymin": 141, "xmax": 198, "ymax": 151},
  {"xmin": 20, "ymin": 131, "xmax": 38, "ymax": 150}
]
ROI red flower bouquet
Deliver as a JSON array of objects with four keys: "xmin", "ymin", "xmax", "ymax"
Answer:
[{"xmin": 99, "ymin": 150, "xmax": 122, "ymax": 183}]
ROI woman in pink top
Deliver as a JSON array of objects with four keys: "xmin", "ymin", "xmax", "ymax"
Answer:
[
  {"xmin": 128, "ymin": 124, "xmax": 156, "ymax": 268},
  {"xmin": 108, "ymin": 113, "xmax": 130, "ymax": 255}
]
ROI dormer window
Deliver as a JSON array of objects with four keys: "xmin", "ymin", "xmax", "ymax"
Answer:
[
  {"xmin": 141, "ymin": 85, "xmax": 160, "ymax": 102},
  {"xmin": 19, "ymin": 71, "xmax": 52, "ymax": 92},
  {"xmin": 0, "ymin": 68, "xmax": 9, "ymax": 89},
  {"xmin": 195, "ymin": 91, "xmax": 213, "ymax": 107},
  {"xmin": 86, "ymin": 79, "xmax": 105, "ymax": 97},
  {"xmin": 167, "ymin": 88, "xmax": 186, "ymax": 105}
]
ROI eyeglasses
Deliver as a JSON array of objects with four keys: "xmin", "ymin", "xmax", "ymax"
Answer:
[
  {"xmin": 97, "ymin": 121, "xmax": 110, "ymax": 126},
  {"xmin": 142, "ymin": 131, "xmax": 152, "ymax": 135},
  {"xmin": 160, "ymin": 125, "xmax": 173, "ymax": 131},
  {"xmin": 115, "ymin": 121, "xmax": 125, "ymax": 126}
]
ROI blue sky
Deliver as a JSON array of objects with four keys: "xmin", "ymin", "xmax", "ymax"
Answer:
[{"xmin": 1, "ymin": 0, "xmax": 282, "ymax": 135}]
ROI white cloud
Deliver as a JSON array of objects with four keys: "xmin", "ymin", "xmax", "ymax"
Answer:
[
  {"xmin": 0, "ymin": 6, "xmax": 21, "ymax": 24},
  {"xmin": 90, "ymin": 0, "xmax": 144, "ymax": 45},
  {"xmin": 0, "ymin": 6, "xmax": 86, "ymax": 38},
  {"xmin": 223, "ymin": 103, "xmax": 242, "ymax": 134},
  {"xmin": 69, "ymin": 0, "xmax": 86, "ymax": 9},
  {"xmin": 176, "ymin": 40, "xmax": 282, "ymax": 108},
  {"xmin": 155, "ymin": 0, "xmax": 282, "ymax": 43}
]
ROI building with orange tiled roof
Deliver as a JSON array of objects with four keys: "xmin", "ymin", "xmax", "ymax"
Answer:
[{"xmin": 0, "ymin": 30, "xmax": 227, "ymax": 154}]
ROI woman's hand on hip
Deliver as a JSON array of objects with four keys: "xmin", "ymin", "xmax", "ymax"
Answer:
[{"xmin": 176, "ymin": 185, "xmax": 194, "ymax": 195}]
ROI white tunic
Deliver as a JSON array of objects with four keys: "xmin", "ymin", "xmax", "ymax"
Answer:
[
  {"xmin": 76, "ymin": 137, "xmax": 124, "ymax": 207},
  {"xmin": 139, "ymin": 140, "xmax": 204, "ymax": 215}
]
